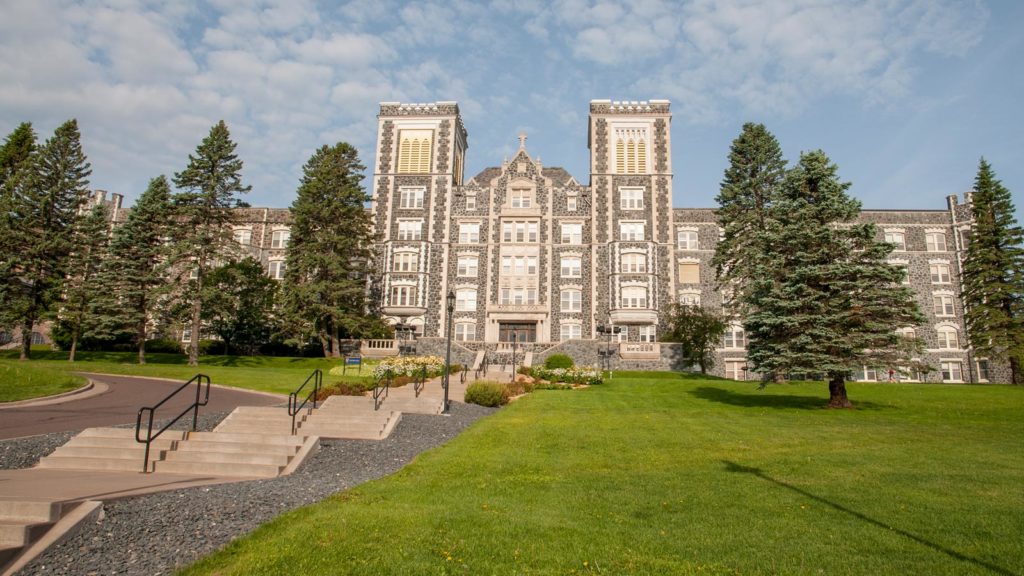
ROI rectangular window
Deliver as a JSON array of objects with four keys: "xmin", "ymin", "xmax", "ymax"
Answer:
[
  {"xmin": 268, "ymin": 260, "xmax": 285, "ymax": 280},
  {"xmin": 929, "ymin": 263, "xmax": 951, "ymax": 284},
  {"xmin": 455, "ymin": 289, "xmax": 477, "ymax": 311},
  {"xmin": 937, "ymin": 329, "xmax": 959, "ymax": 349},
  {"xmin": 932, "ymin": 295, "xmax": 955, "ymax": 316},
  {"xmin": 510, "ymin": 187, "xmax": 533, "ymax": 208},
  {"xmin": 678, "ymin": 263, "xmax": 700, "ymax": 284},
  {"xmin": 620, "ymin": 222, "xmax": 645, "ymax": 241},
  {"xmin": 560, "ymin": 290, "xmax": 582, "ymax": 312},
  {"xmin": 399, "ymin": 187, "xmax": 424, "ymax": 209},
  {"xmin": 620, "ymin": 187, "xmax": 644, "ymax": 210},
  {"xmin": 884, "ymin": 231, "xmax": 906, "ymax": 251},
  {"xmin": 621, "ymin": 253, "xmax": 647, "ymax": 274},
  {"xmin": 181, "ymin": 328, "xmax": 192, "ymax": 343},
  {"xmin": 621, "ymin": 286, "xmax": 647, "ymax": 308},
  {"xmin": 722, "ymin": 326, "xmax": 746, "ymax": 349},
  {"xmin": 271, "ymin": 230, "xmax": 290, "ymax": 249},
  {"xmin": 454, "ymin": 322, "xmax": 475, "ymax": 342},
  {"xmin": 560, "ymin": 324, "xmax": 582, "ymax": 341},
  {"xmin": 499, "ymin": 288, "xmax": 537, "ymax": 305},
  {"xmin": 561, "ymin": 223, "xmax": 583, "ymax": 244},
  {"xmin": 560, "ymin": 257, "xmax": 582, "ymax": 278},
  {"xmin": 567, "ymin": 197, "xmax": 578, "ymax": 212},
  {"xmin": 677, "ymin": 230, "xmax": 698, "ymax": 250},
  {"xmin": 398, "ymin": 220, "xmax": 422, "ymax": 241},
  {"xmin": 638, "ymin": 325, "xmax": 656, "ymax": 342},
  {"xmin": 457, "ymin": 256, "xmax": 478, "ymax": 277},
  {"xmin": 977, "ymin": 359, "xmax": 990, "ymax": 382},
  {"xmin": 233, "ymin": 229, "xmax": 252, "ymax": 246},
  {"xmin": 678, "ymin": 292, "xmax": 701, "ymax": 307},
  {"xmin": 941, "ymin": 361, "xmax": 963, "ymax": 382},
  {"xmin": 393, "ymin": 252, "xmax": 418, "ymax": 272},
  {"xmin": 465, "ymin": 195, "xmax": 477, "ymax": 210},
  {"xmin": 926, "ymin": 232, "xmax": 947, "ymax": 252},
  {"xmin": 397, "ymin": 130, "xmax": 433, "ymax": 173},
  {"xmin": 502, "ymin": 221, "xmax": 539, "ymax": 243},
  {"xmin": 725, "ymin": 360, "xmax": 747, "ymax": 381},
  {"xmin": 457, "ymin": 223, "xmax": 479, "ymax": 244},
  {"xmin": 501, "ymin": 256, "xmax": 538, "ymax": 275}
]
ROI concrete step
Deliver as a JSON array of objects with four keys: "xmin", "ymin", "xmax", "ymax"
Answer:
[
  {"xmin": 0, "ymin": 544, "xmax": 20, "ymax": 568},
  {"xmin": 212, "ymin": 423, "xmax": 295, "ymax": 435},
  {"xmin": 77, "ymin": 428, "xmax": 187, "ymax": 441},
  {"xmin": 152, "ymin": 460, "xmax": 282, "ymax": 478},
  {"xmin": 187, "ymin": 431, "xmax": 305, "ymax": 446},
  {"xmin": 0, "ymin": 520, "xmax": 53, "ymax": 547},
  {"xmin": 160, "ymin": 450, "xmax": 291, "ymax": 467},
  {"xmin": 62, "ymin": 436, "xmax": 178, "ymax": 450},
  {"xmin": 47, "ymin": 446, "xmax": 167, "ymax": 461},
  {"xmin": 35, "ymin": 456, "xmax": 151, "ymax": 473},
  {"xmin": 175, "ymin": 440, "xmax": 299, "ymax": 455},
  {"xmin": 296, "ymin": 426, "xmax": 385, "ymax": 440},
  {"xmin": 0, "ymin": 501, "xmax": 60, "ymax": 524}
]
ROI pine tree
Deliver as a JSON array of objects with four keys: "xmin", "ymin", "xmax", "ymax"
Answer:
[
  {"xmin": 202, "ymin": 258, "xmax": 279, "ymax": 355},
  {"xmin": 281, "ymin": 142, "xmax": 377, "ymax": 357},
  {"xmin": 961, "ymin": 159, "xmax": 1024, "ymax": 384},
  {"xmin": 171, "ymin": 121, "xmax": 250, "ymax": 366},
  {"xmin": 0, "ymin": 122, "xmax": 36, "ymax": 188},
  {"xmin": 0, "ymin": 123, "xmax": 38, "ymax": 333},
  {"xmin": 4, "ymin": 120, "xmax": 91, "ymax": 360},
  {"xmin": 95, "ymin": 176, "xmax": 174, "ymax": 364},
  {"xmin": 746, "ymin": 151, "xmax": 925, "ymax": 407},
  {"xmin": 60, "ymin": 203, "xmax": 110, "ymax": 361}
]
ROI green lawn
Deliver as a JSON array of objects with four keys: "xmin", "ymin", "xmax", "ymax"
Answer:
[
  {"xmin": 181, "ymin": 373, "xmax": 1023, "ymax": 575},
  {"xmin": 0, "ymin": 360, "xmax": 87, "ymax": 402},
  {"xmin": 0, "ymin": 351, "xmax": 375, "ymax": 396}
]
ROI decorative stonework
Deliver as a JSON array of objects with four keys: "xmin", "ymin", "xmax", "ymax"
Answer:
[
  {"xmin": 378, "ymin": 121, "xmax": 394, "ymax": 173},
  {"xmin": 654, "ymin": 118, "xmax": 668, "ymax": 173},
  {"xmin": 595, "ymin": 119, "xmax": 608, "ymax": 174},
  {"xmin": 437, "ymin": 120, "xmax": 451, "ymax": 174},
  {"xmin": 590, "ymin": 100, "xmax": 671, "ymax": 115},
  {"xmin": 379, "ymin": 102, "xmax": 460, "ymax": 116}
]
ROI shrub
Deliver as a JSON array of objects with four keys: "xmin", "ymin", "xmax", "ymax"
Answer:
[
  {"xmin": 374, "ymin": 355, "xmax": 445, "ymax": 379},
  {"xmin": 544, "ymin": 354, "xmax": 574, "ymax": 369},
  {"xmin": 145, "ymin": 338, "xmax": 183, "ymax": 354},
  {"xmin": 198, "ymin": 339, "xmax": 227, "ymax": 355},
  {"xmin": 464, "ymin": 381, "xmax": 510, "ymax": 407},
  {"xmin": 506, "ymin": 379, "xmax": 536, "ymax": 396},
  {"xmin": 530, "ymin": 365, "xmax": 604, "ymax": 386},
  {"xmin": 316, "ymin": 381, "xmax": 373, "ymax": 399}
]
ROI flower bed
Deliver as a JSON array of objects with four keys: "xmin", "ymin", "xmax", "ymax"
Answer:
[{"xmin": 529, "ymin": 365, "xmax": 604, "ymax": 386}]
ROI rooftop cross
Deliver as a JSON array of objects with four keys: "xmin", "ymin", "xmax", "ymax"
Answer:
[{"xmin": 518, "ymin": 132, "xmax": 527, "ymax": 150}]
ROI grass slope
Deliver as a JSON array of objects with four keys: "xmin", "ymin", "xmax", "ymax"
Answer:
[
  {"xmin": 180, "ymin": 374, "xmax": 1024, "ymax": 575},
  {"xmin": 0, "ymin": 351, "xmax": 374, "ymax": 396},
  {"xmin": 0, "ymin": 360, "xmax": 86, "ymax": 402}
]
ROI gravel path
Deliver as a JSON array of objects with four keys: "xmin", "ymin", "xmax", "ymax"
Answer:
[{"xmin": 5, "ymin": 402, "xmax": 496, "ymax": 576}]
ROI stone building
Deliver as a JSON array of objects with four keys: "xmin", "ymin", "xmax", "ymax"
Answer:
[{"xmin": 73, "ymin": 99, "xmax": 999, "ymax": 383}]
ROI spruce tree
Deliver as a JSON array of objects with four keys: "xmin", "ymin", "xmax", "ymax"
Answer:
[
  {"xmin": 60, "ymin": 203, "xmax": 110, "ymax": 361},
  {"xmin": 5, "ymin": 120, "xmax": 91, "ymax": 360},
  {"xmin": 961, "ymin": 159, "xmax": 1024, "ymax": 384},
  {"xmin": 0, "ymin": 123, "xmax": 38, "ymax": 332},
  {"xmin": 171, "ymin": 121, "xmax": 250, "ymax": 366},
  {"xmin": 0, "ymin": 122, "xmax": 36, "ymax": 188},
  {"xmin": 281, "ymin": 142, "xmax": 377, "ymax": 357},
  {"xmin": 96, "ymin": 176, "xmax": 174, "ymax": 364},
  {"xmin": 746, "ymin": 151, "xmax": 925, "ymax": 407}
]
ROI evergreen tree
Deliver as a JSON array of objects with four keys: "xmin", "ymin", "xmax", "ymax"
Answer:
[
  {"xmin": 281, "ymin": 142, "xmax": 377, "ymax": 357},
  {"xmin": 0, "ymin": 122, "xmax": 36, "ymax": 188},
  {"xmin": 202, "ymin": 258, "xmax": 279, "ymax": 355},
  {"xmin": 961, "ymin": 159, "xmax": 1024, "ymax": 384},
  {"xmin": 661, "ymin": 303, "xmax": 727, "ymax": 374},
  {"xmin": 171, "ymin": 121, "xmax": 250, "ymax": 366},
  {"xmin": 4, "ymin": 120, "xmax": 90, "ymax": 360},
  {"xmin": 0, "ymin": 123, "xmax": 38, "ymax": 332},
  {"xmin": 746, "ymin": 151, "xmax": 925, "ymax": 407},
  {"xmin": 60, "ymin": 203, "xmax": 110, "ymax": 361}
]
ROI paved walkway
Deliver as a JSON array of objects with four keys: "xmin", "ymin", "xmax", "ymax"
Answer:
[{"xmin": 0, "ymin": 374, "xmax": 285, "ymax": 440}]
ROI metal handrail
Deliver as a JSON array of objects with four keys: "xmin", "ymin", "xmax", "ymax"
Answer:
[
  {"xmin": 135, "ymin": 373, "xmax": 211, "ymax": 472},
  {"xmin": 460, "ymin": 364, "xmax": 467, "ymax": 383},
  {"xmin": 413, "ymin": 365, "xmax": 426, "ymax": 397},
  {"xmin": 475, "ymin": 353, "xmax": 488, "ymax": 380},
  {"xmin": 287, "ymin": 369, "xmax": 322, "ymax": 435},
  {"xmin": 373, "ymin": 369, "xmax": 392, "ymax": 410}
]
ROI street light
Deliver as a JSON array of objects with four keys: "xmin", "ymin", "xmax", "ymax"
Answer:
[
  {"xmin": 510, "ymin": 331, "xmax": 519, "ymax": 384},
  {"xmin": 394, "ymin": 322, "xmax": 412, "ymax": 356},
  {"xmin": 596, "ymin": 324, "xmax": 621, "ymax": 379},
  {"xmin": 443, "ymin": 290, "xmax": 455, "ymax": 415}
]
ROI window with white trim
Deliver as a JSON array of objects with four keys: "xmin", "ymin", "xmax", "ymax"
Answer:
[
  {"xmin": 399, "ymin": 187, "xmax": 424, "ymax": 209},
  {"xmin": 465, "ymin": 195, "xmax": 476, "ymax": 210},
  {"xmin": 393, "ymin": 252, "xmax": 418, "ymax": 272},
  {"xmin": 614, "ymin": 127, "xmax": 648, "ymax": 174},
  {"xmin": 398, "ymin": 220, "xmax": 422, "ymax": 241},
  {"xmin": 621, "ymin": 252, "xmax": 647, "ymax": 273},
  {"xmin": 182, "ymin": 328, "xmax": 192, "ymax": 343},
  {"xmin": 620, "ymin": 222, "xmax": 645, "ymax": 241},
  {"xmin": 929, "ymin": 263, "xmax": 951, "ymax": 284},
  {"xmin": 271, "ymin": 230, "xmax": 290, "ymax": 249},
  {"xmin": 933, "ymin": 295, "xmax": 955, "ymax": 316},
  {"xmin": 620, "ymin": 187, "xmax": 644, "ymax": 210},
  {"xmin": 567, "ymin": 197, "xmax": 578, "ymax": 211},
  {"xmin": 560, "ymin": 323, "xmax": 582, "ymax": 341},
  {"xmin": 976, "ymin": 359, "xmax": 990, "ymax": 382},
  {"xmin": 455, "ymin": 288, "xmax": 477, "ymax": 311},
  {"xmin": 510, "ymin": 187, "xmax": 533, "ymax": 208},
  {"xmin": 268, "ymin": 260, "xmax": 285, "ymax": 280},
  {"xmin": 560, "ymin": 289, "xmax": 582, "ymax": 312},
  {"xmin": 936, "ymin": 327, "xmax": 959, "ymax": 349},
  {"xmin": 725, "ymin": 360, "xmax": 747, "ymax": 381},
  {"xmin": 457, "ymin": 256, "xmax": 478, "ymax": 277},
  {"xmin": 233, "ymin": 228, "xmax": 252, "ymax": 246},
  {"xmin": 926, "ymin": 232, "xmax": 947, "ymax": 252},
  {"xmin": 884, "ymin": 231, "xmax": 905, "ymax": 251},
  {"xmin": 678, "ymin": 291, "xmax": 701, "ymax": 307},
  {"xmin": 941, "ymin": 361, "xmax": 963, "ymax": 382},
  {"xmin": 389, "ymin": 285, "xmax": 416, "ymax": 307},
  {"xmin": 621, "ymin": 286, "xmax": 647, "ymax": 308},
  {"xmin": 499, "ymin": 287, "xmax": 537, "ymax": 305},
  {"xmin": 458, "ymin": 223, "xmax": 479, "ymax": 244},
  {"xmin": 502, "ymin": 221, "xmax": 539, "ymax": 243},
  {"xmin": 560, "ymin": 256, "xmax": 582, "ymax": 278},
  {"xmin": 638, "ymin": 325, "xmax": 656, "ymax": 342},
  {"xmin": 561, "ymin": 223, "xmax": 583, "ymax": 244},
  {"xmin": 501, "ymin": 255, "xmax": 538, "ymax": 275},
  {"xmin": 722, "ymin": 325, "xmax": 746, "ymax": 349},
  {"xmin": 678, "ymin": 262, "xmax": 699, "ymax": 284},
  {"xmin": 677, "ymin": 230, "xmax": 698, "ymax": 250},
  {"xmin": 454, "ymin": 322, "xmax": 475, "ymax": 342}
]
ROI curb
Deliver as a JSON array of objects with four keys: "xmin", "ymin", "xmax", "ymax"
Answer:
[
  {"xmin": 72, "ymin": 372, "xmax": 289, "ymax": 401},
  {"xmin": 0, "ymin": 380, "xmax": 109, "ymax": 410}
]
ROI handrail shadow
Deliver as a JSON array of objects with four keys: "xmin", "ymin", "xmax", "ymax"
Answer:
[{"xmin": 722, "ymin": 460, "xmax": 1014, "ymax": 576}]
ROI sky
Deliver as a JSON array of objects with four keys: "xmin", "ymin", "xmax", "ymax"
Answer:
[{"xmin": 1, "ymin": 0, "xmax": 1021, "ymax": 218}]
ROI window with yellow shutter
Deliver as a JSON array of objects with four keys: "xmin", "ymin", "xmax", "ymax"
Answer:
[
  {"xmin": 678, "ymin": 262, "xmax": 699, "ymax": 284},
  {"xmin": 397, "ymin": 130, "xmax": 433, "ymax": 173}
]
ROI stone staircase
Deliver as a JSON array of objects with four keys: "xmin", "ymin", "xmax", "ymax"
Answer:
[{"xmin": 0, "ymin": 500, "xmax": 59, "ymax": 567}]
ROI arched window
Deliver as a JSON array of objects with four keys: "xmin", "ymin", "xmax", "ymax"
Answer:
[{"xmin": 936, "ymin": 326, "xmax": 959, "ymax": 349}]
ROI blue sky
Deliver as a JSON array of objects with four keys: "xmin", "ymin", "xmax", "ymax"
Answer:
[{"xmin": 1, "ymin": 0, "xmax": 1021, "ymax": 218}]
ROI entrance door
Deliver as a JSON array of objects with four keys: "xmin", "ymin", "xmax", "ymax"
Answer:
[{"xmin": 499, "ymin": 322, "xmax": 536, "ymax": 343}]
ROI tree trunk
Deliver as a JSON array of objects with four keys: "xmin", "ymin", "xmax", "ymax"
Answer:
[
  {"xmin": 69, "ymin": 322, "xmax": 79, "ymax": 363},
  {"xmin": 136, "ymin": 318, "xmax": 147, "ymax": 365},
  {"xmin": 19, "ymin": 314, "xmax": 34, "ymax": 361},
  {"xmin": 330, "ymin": 321, "xmax": 341, "ymax": 358},
  {"xmin": 188, "ymin": 299, "xmax": 201, "ymax": 366},
  {"xmin": 1010, "ymin": 356, "xmax": 1022, "ymax": 386},
  {"xmin": 828, "ymin": 373, "xmax": 853, "ymax": 408}
]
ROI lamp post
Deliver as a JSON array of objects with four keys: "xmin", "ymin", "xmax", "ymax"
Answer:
[
  {"xmin": 394, "ymin": 322, "xmax": 411, "ymax": 356},
  {"xmin": 443, "ymin": 290, "xmax": 455, "ymax": 415},
  {"xmin": 510, "ymin": 331, "xmax": 518, "ymax": 384},
  {"xmin": 596, "ymin": 324, "xmax": 621, "ymax": 379}
]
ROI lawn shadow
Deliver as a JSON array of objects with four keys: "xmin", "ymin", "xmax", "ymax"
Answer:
[
  {"xmin": 722, "ymin": 460, "xmax": 1014, "ymax": 576},
  {"xmin": 689, "ymin": 386, "xmax": 889, "ymax": 411}
]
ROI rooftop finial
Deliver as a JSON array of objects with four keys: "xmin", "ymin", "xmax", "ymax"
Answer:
[{"xmin": 518, "ymin": 132, "xmax": 527, "ymax": 150}]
